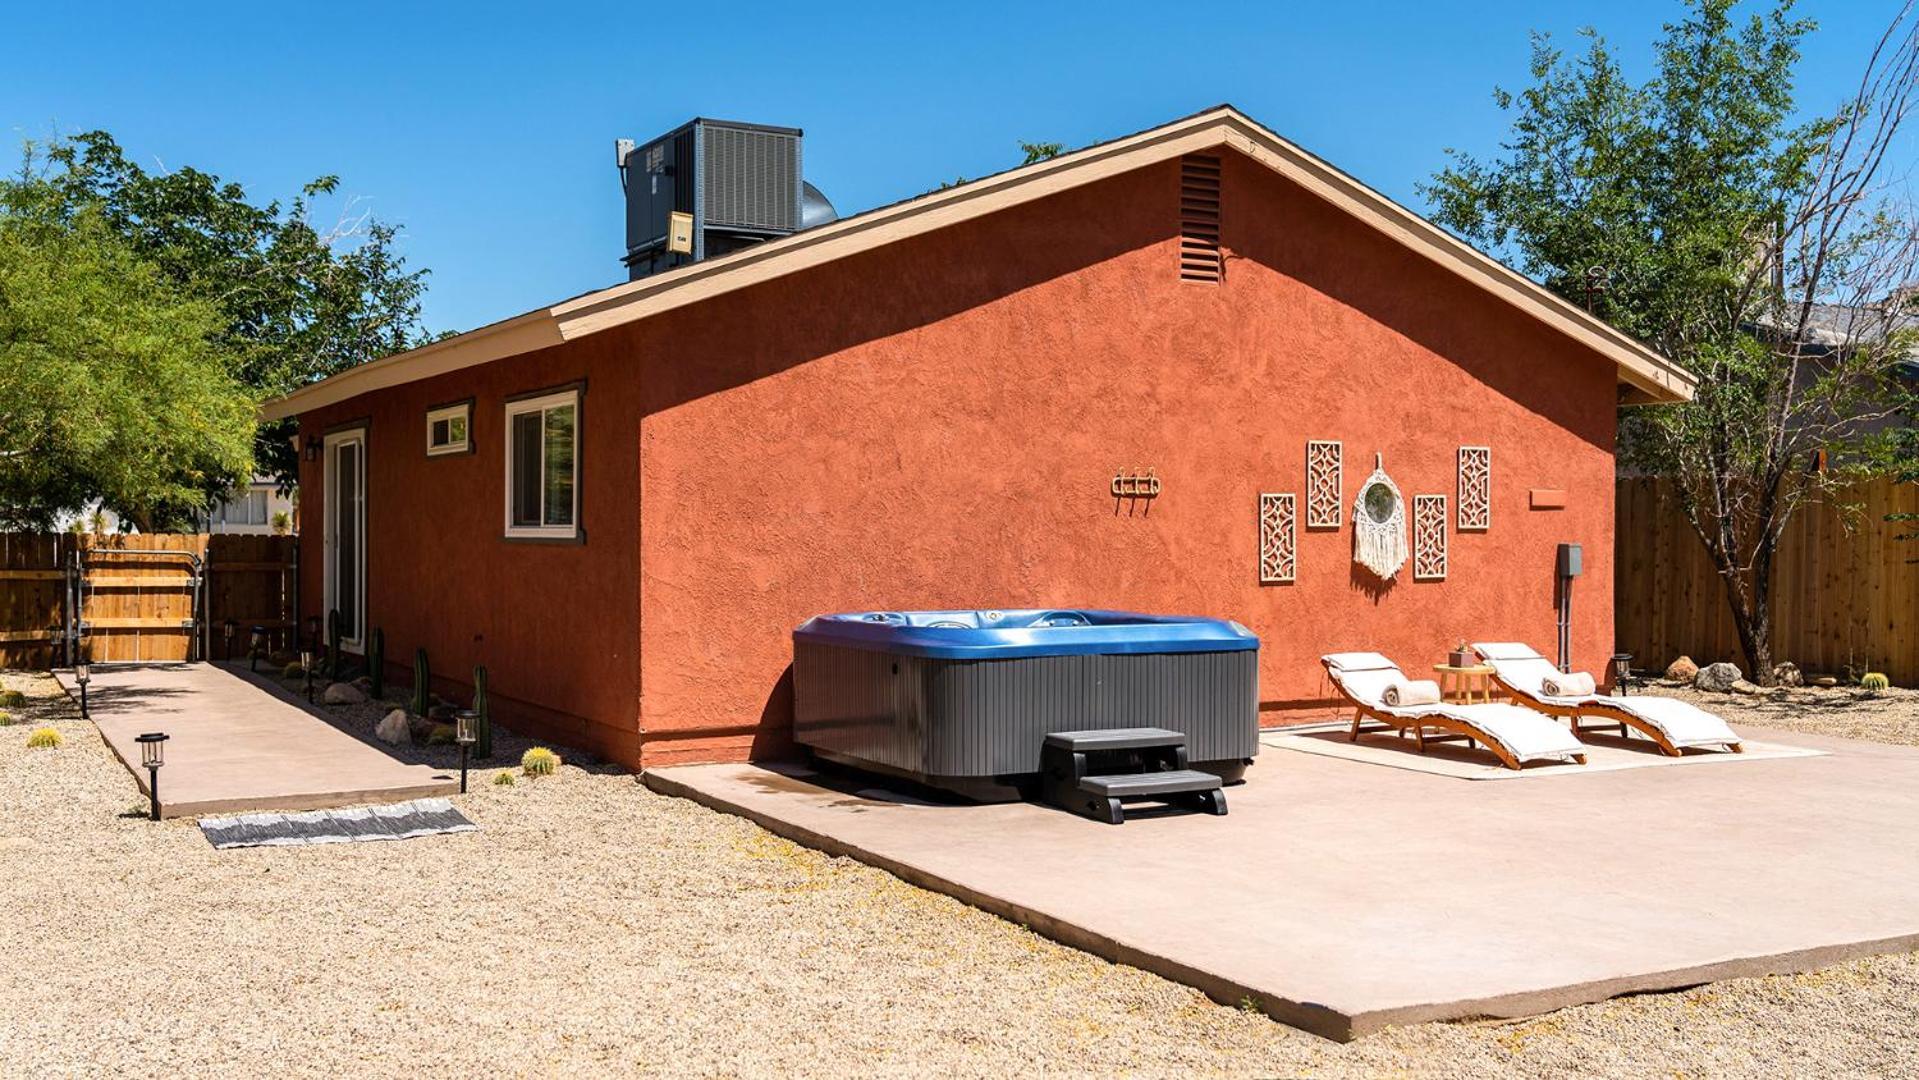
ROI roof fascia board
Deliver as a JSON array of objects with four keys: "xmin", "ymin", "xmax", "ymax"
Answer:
[{"xmin": 259, "ymin": 310, "xmax": 564, "ymax": 421}]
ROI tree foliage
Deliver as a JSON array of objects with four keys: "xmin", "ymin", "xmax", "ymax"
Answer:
[
  {"xmin": 0, "ymin": 207, "xmax": 255, "ymax": 530},
  {"xmin": 4, "ymin": 132, "xmax": 434, "ymax": 490},
  {"xmin": 1426, "ymin": 0, "xmax": 1919, "ymax": 680}
]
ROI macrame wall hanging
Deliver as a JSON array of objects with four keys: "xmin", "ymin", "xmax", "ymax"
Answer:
[{"xmin": 1352, "ymin": 454, "xmax": 1408, "ymax": 580}]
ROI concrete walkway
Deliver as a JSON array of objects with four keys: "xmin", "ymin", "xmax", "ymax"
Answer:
[
  {"xmin": 56, "ymin": 663, "xmax": 455, "ymax": 819},
  {"xmin": 649, "ymin": 727, "xmax": 1919, "ymax": 1041}
]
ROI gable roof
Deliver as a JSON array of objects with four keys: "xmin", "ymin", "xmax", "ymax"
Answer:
[{"xmin": 261, "ymin": 105, "xmax": 1694, "ymax": 421}]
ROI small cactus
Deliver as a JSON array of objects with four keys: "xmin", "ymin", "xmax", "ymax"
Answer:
[
  {"xmin": 282, "ymin": 660, "xmax": 306, "ymax": 680},
  {"xmin": 472, "ymin": 665, "xmax": 493, "ymax": 760},
  {"xmin": 492, "ymin": 770, "xmax": 515, "ymax": 787},
  {"xmin": 1862, "ymin": 672, "xmax": 1891, "ymax": 692},
  {"xmin": 412, "ymin": 648, "xmax": 431, "ymax": 716},
  {"xmin": 26, "ymin": 727, "xmax": 61, "ymax": 749},
  {"xmin": 368, "ymin": 628, "xmax": 385, "ymax": 699},
  {"xmin": 427, "ymin": 724, "xmax": 456, "ymax": 746},
  {"xmin": 327, "ymin": 609, "xmax": 344, "ymax": 680},
  {"xmin": 0, "ymin": 689, "xmax": 26, "ymax": 708},
  {"xmin": 0, "ymin": 710, "xmax": 13, "ymax": 726},
  {"xmin": 521, "ymin": 746, "xmax": 560, "ymax": 777}
]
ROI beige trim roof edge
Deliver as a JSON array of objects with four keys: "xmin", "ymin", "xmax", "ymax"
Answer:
[{"xmin": 261, "ymin": 105, "xmax": 1693, "ymax": 422}]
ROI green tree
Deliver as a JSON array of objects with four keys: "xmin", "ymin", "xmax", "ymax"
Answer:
[
  {"xmin": 0, "ymin": 207, "xmax": 256, "ymax": 530},
  {"xmin": 1019, "ymin": 141, "xmax": 1065, "ymax": 164},
  {"xmin": 5, "ymin": 132, "xmax": 433, "ymax": 487},
  {"xmin": 1426, "ymin": 0, "xmax": 1919, "ymax": 682}
]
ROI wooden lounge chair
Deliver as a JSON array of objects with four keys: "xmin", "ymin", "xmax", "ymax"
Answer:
[
  {"xmin": 1470, "ymin": 642, "xmax": 1744, "ymax": 756},
  {"xmin": 1320, "ymin": 652, "xmax": 1587, "ymax": 770}
]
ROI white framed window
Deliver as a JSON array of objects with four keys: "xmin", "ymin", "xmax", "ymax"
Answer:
[
  {"xmin": 503, "ymin": 388, "xmax": 579, "ymax": 540},
  {"xmin": 427, "ymin": 402, "xmax": 470, "ymax": 456}
]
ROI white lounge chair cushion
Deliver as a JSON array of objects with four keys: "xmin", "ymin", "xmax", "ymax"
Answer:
[
  {"xmin": 1323, "ymin": 651, "xmax": 1398, "ymax": 673},
  {"xmin": 1383, "ymin": 678, "xmax": 1441, "ymax": 707},
  {"xmin": 1471, "ymin": 644, "xmax": 1741, "ymax": 750},
  {"xmin": 1472, "ymin": 642, "xmax": 1541, "ymax": 662}
]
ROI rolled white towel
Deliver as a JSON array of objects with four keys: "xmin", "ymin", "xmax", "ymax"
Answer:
[
  {"xmin": 1543, "ymin": 671, "xmax": 1596, "ymax": 696},
  {"xmin": 1383, "ymin": 678, "xmax": 1441, "ymax": 707}
]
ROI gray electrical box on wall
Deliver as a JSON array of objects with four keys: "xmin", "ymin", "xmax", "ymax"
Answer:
[
  {"xmin": 614, "ymin": 118, "xmax": 838, "ymax": 281},
  {"xmin": 1557, "ymin": 542, "xmax": 1583, "ymax": 578}
]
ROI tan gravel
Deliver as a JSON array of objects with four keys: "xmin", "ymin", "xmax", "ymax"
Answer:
[
  {"xmin": 1656, "ymin": 680, "xmax": 1919, "ymax": 747},
  {"xmin": 2, "ymin": 668, "xmax": 1916, "ymax": 1078}
]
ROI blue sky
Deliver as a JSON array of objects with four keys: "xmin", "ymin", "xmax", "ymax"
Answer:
[{"xmin": 4, "ymin": 1, "xmax": 1905, "ymax": 334}]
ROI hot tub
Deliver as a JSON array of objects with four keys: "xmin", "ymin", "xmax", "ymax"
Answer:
[{"xmin": 792, "ymin": 609, "xmax": 1260, "ymax": 800}]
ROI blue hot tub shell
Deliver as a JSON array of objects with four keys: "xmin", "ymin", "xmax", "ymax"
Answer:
[{"xmin": 792, "ymin": 609, "xmax": 1260, "ymax": 799}]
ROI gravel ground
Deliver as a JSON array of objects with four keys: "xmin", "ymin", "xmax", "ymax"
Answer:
[
  {"xmin": 2, "ymin": 670, "xmax": 1916, "ymax": 1079},
  {"xmin": 1654, "ymin": 680, "xmax": 1919, "ymax": 747}
]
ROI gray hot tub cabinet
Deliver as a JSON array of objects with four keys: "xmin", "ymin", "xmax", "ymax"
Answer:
[{"xmin": 791, "ymin": 610, "xmax": 1260, "ymax": 800}]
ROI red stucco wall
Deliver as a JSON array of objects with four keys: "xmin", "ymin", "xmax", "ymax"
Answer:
[
  {"xmin": 297, "ymin": 147, "xmax": 1620, "ymax": 770},
  {"xmin": 297, "ymin": 330, "xmax": 643, "ymax": 763},
  {"xmin": 631, "ymin": 153, "xmax": 1617, "ymax": 766}
]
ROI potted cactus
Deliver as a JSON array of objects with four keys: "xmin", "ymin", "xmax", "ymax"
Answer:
[{"xmin": 1448, "ymin": 640, "xmax": 1477, "ymax": 669}]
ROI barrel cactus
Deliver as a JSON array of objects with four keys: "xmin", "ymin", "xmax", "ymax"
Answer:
[
  {"xmin": 26, "ymin": 727, "xmax": 61, "ymax": 749},
  {"xmin": 472, "ymin": 665, "xmax": 493, "ymax": 759},
  {"xmin": 521, "ymin": 747, "xmax": 560, "ymax": 777},
  {"xmin": 492, "ymin": 770, "xmax": 516, "ymax": 787},
  {"xmin": 1862, "ymin": 671, "xmax": 1891, "ymax": 692},
  {"xmin": 412, "ymin": 648, "xmax": 431, "ymax": 716},
  {"xmin": 368, "ymin": 628, "xmax": 385, "ymax": 699}
]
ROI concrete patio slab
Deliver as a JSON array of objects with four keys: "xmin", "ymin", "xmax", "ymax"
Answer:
[
  {"xmin": 647, "ymin": 726, "xmax": 1919, "ymax": 1040},
  {"xmin": 55, "ymin": 663, "xmax": 456, "ymax": 819}
]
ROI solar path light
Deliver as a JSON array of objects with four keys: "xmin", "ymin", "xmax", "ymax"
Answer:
[
  {"xmin": 135, "ymin": 732, "xmax": 168, "ymax": 821},
  {"xmin": 455, "ymin": 710, "xmax": 478, "ymax": 794},
  {"xmin": 248, "ymin": 625, "xmax": 265, "ymax": 673},
  {"xmin": 222, "ymin": 619, "xmax": 236, "ymax": 661},
  {"xmin": 301, "ymin": 648, "xmax": 315, "ymax": 703},
  {"xmin": 75, "ymin": 659, "xmax": 90, "ymax": 720},
  {"xmin": 1611, "ymin": 653, "xmax": 1634, "ymax": 697}
]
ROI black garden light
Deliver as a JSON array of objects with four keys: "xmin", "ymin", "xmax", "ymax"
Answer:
[
  {"xmin": 1611, "ymin": 652, "xmax": 1635, "ymax": 697},
  {"xmin": 135, "ymin": 732, "xmax": 168, "ymax": 821},
  {"xmin": 248, "ymin": 625, "xmax": 265, "ymax": 672},
  {"xmin": 222, "ymin": 618, "xmax": 236, "ymax": 661},
  {"xmin": 304, "ymin": 614, "xmax": 322, "ymax": 655},
  {"xmin": 301, "ymin": 648, "xmax": 315, "ymax": 702},
  {"xmin": 454, "ymin": 709, "xmax": 478, "ymax": 793},
  {"xmin": 74, "ymin": 659, "xmax": 90, "ymax": 720}
]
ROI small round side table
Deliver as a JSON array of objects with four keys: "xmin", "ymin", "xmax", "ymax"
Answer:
[{"xmin": 1432, "ymin": 663, "xmax": 1497, "ymax": 705}]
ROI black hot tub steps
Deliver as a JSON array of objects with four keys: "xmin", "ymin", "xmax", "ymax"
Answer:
[{"xmin": 1040, "ymin": 728, "xmax": 1228, "ymax": 825}]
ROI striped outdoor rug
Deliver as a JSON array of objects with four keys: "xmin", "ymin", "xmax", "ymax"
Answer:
[{"xmin": 199, "ymin": 798, "xmax": 477, "ymax": 849}]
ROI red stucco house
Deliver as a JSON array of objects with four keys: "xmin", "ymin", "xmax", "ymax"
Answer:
[{"xmin": 261, "ymin": 106, "xmax": 1694, "ymax": 769}]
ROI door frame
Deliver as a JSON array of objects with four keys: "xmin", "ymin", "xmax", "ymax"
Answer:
[{"xmin": 322, "ymin": 427, "xmax": 368, "ymax": 654}]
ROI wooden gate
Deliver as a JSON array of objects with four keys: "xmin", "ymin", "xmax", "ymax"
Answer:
[{"xmin": 0, "ymin": 533, "xmax": 296, "ymax": 668}]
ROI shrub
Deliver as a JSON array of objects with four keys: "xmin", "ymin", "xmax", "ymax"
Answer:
[
  {"xmin": 427, "ymin": 724, "xmax": 456, "ymax": 746},
  {"xmin": 26, "ymin": 727, "xmax": 62, "ymax": 749},
  {"xmin": 1862, "ymin": 672, "xmax": 1891, "ymax": 692},
  {"xmin": 0, "ymin": 689, "xmax": 26, "ymax": 708},
  {"xmin": 521, "ymin": 747, "xmax": 560, "ymax": 777},
  {"xmin": 492, "ymin": 770, "xmax": 515, "ymax": 787}
]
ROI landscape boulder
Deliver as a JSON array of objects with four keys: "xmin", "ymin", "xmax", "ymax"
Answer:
[
  {"xmin": 1772, "ymin": 662, "xmax": 1804, "ymax": 688},
  {"xmin": 1693, "ymin": 662, "xmax": 1743, "ymax": 693},
  {"xmin": 1813, "ymin": 676, "xmax": 1839, "ymax": 688},
  {"xmin": 1729, "ymin": 679, "xmax": 1761, "ymax": 695},
  {"xmin": 322, "ymin": 681, "xmax": 367, "ymax": 705},
  {"xmin": 407, "ymin": 713, "xmax": 438, "ymax": 741},
  {"xmin": 375, "ymin": 709, "xmax": 412, "ymax": 745},
  {"xmin": 1665, "ymin": 656, "xmax": 1699, "ymax": 682}
]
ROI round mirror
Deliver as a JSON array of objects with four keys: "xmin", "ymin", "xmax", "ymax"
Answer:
[{"xmin": 1362, "ymin": 481, "xmax": 1399, "ymax": 525}]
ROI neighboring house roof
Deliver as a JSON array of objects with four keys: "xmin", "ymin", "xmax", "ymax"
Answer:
[
  {"xmin": 1768, "ymin": 301, "xmax": 1919, "ymax": 355},
  {"xmin": 261, "ymin": 105, "xmax": 1696, "ymax": 421}
]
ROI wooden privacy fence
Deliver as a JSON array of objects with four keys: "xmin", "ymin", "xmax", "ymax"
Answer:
[
  {"xmin": 1615, "ymin": 477, "xmax": 1919, "ymax": 684},
  {"xmin": 0, "ymin": 533, "xmax": 296, "ymax": 668}
]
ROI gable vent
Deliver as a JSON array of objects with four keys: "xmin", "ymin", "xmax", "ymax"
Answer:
[{"xmin": 1178, "ymin": 154, "xmax": 1223, "ymax": 283}]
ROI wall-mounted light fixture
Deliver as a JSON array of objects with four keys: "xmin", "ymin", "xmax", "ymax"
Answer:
[{"xmin": 304, "ymin": 436, "xmax": 321, "ymax": 463}]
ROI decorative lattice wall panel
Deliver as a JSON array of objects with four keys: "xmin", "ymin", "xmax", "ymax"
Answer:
[
  {"xmin": 1305, "ymin": 441, "xmax": 1342, "ymax": 528},
  {"xmin": 1413, "ymin": 494, "xmax": 1448, "ymax": 581},
  {"xmin": 1259, "ymin": 493, "xmax": 1296, "ymax": 584},
  {"xmin": 1457, "ymin": 446, "xmax": 1491, "ymax": 531}
]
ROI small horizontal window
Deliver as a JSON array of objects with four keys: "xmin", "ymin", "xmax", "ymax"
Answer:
[
  {"xmin": 427, "ymin": 403, "xmax": 470, "ymax": 456},
  {"xmin": 503, "ymin": 389, "xmax": 579, "ymax": 540}
]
